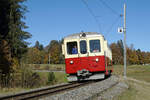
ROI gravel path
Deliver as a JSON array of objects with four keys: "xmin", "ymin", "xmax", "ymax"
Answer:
[
  {"xmin": 39, "ymin": 76, "xmax": 124, "ymax": 100},
  {"xmin": 96, "ymin": 82, "xmax": 128, "ymax": 100}
]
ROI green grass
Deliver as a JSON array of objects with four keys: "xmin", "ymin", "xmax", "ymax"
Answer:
[
  {"xmin": 0, "ymin": 88, "xmax": 30, "ymax": 95},
  {"xmin": 113, "ymin": 65, "xmax": 150, "ymax": 82},
  {"xmin": 37, "ymin": 71, "xmax": 68, "ymax": 85},
  {"xmin": 114, "ymin": 84, "xmax": 138, "ymax": 100},
  {"xmin": 113, "ymin": 65, "xmax": 150, "ymax": 100},
  {"xmin": 37, "ymin": 72, "xmax": 49, "ymax": 86},
  {"xmin": 114, "ymin": 80, "xmax": 150, "ymax": 100},
  {"xmin": 54, "ymin": 72, "xmax": 68, "ymax": 84},
  {"xmin": 28, "ymin": 64, "xmax": 65, "ymax": 71},
  {"xmin": 0, "ymin": 71, "xmax": 67, "ymax": 94}
]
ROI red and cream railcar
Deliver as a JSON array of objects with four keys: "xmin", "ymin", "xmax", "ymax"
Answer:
[{"xmin": 62, "ymin": 32, "xmax": 112, "ymax": 81}]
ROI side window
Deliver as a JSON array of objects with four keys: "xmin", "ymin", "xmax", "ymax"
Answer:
[
  {"xmin": 67, "ymin": 42, "xmax": 78, "ymax": 55},
  {"xmin": 90, "ymin": 40, "xmax": 101, "ymax": 53},
  {"xmin": 80, "ymin": 40, "xmax": 87, "ymax": 54}
]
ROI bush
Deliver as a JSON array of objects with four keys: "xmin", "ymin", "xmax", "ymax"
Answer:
[
  {"xmin": 21, "ymin": 67, "xmax": 41, "ymax": 88},
  {"xmin": 47, "ymin": 72, "xmax": 56, "ymax": 85}
]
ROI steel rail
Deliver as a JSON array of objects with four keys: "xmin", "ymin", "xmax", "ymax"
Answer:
[{"xmin": 0, "ymin": 82, "xmax": 92, "ymax": 100}]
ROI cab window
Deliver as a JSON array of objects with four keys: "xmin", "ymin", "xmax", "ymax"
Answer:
[
  {"xmin": 90, "ymin": 40, "xmax": 101, "ymax": 53},
  {"xmin": 80, "ymin": 40, "xmax": 87, "ymax": 54},
  {"xmin": 67, "ymin": 42, "xmax": 78, "ymax": 54}
]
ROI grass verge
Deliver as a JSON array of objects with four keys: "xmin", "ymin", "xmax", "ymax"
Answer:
[
  {"xmin": 113, "ymin": 65, "xmax": 150, "ymax": 100},
  {"xmin": 0, "ymin": 71, "xmax": 67, "ymax": 95}
]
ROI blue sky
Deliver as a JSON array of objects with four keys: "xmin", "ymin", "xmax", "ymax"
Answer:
[{"xmin": 25, "ymin": 0, "xmax": 150, "ymax": 51}]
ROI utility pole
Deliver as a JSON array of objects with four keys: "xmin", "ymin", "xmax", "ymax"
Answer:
[{"xmin": 123, "ymin": 3, "xmax": 127, "ymax": 78}]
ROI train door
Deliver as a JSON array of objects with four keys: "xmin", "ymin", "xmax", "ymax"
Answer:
[
  {"xmin": 88, "ymin": 38, "xmax": 105, "ymax": 71},
  {"xmin": 78, "ymin": 40, "xmax": 89, "ymax": 71}
]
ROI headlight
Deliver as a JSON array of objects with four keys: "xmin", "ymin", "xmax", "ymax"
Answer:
[
  {"xmin": 96, "ymin": 58, "xmax": 99, "ymax": 62},
  {"xmin": 70, "ymin": 60, "xmax": 73, "ymax": 64}
]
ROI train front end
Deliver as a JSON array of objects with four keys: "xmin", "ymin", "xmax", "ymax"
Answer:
[{"xmin": 62, "ymin": 32, "xmax": 112, "ymax": 82}]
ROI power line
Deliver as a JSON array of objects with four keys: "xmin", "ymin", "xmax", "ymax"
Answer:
[
  {"xmin": 96, "ymin": 0, "xmax": 122, "ymax": 37},
  {"xmin": 105, "ymin": 15, "xmax": 122, "ymax": 38},
  {"xmin": 97, "ymin": 0, "xmax": 120, "ymax": 16},
  {"xmin": 81, "ymin": 0, "xmax": 122, "ymax": 36},
  {"xmin": 81, "ymin": 0, "xmax": 102, "ymax": 32}
]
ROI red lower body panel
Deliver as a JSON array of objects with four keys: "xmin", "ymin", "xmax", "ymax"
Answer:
[{"xmin": 65, "ymin": 56, "xmax": 106, "ymax": 74}]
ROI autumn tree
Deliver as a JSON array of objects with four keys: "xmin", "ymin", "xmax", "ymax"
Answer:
[
  {"xmin": 127, "ymin": 46, "xmax": 139, "ymax": 64},
  {"xmin": 139, "ymin": 51, "xmax": 150, "ymax": 64},
  {"xmin": 110, "ymin": 41, "xmax": 150, "ymax": 65},
  {"xmin": 110, "ymin": 40, "xmax": 124, "ymax": 64},
  {"xmin": 110, "ymin": 43, "xmax": 119, "ymax": 64},
  {"xmin": 117, "ymin": 40, "xmax": 124, "ymax": 64},
  {"xmin": 23, "ymin": 47, "xmax": 46, "ymax": 64},
  {"xmin": 48, "ymin": 40, "xmax": 61, "ymax": 64}
]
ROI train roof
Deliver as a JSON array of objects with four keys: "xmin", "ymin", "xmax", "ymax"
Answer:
[{"xmin": 64, "ymin": 32, "xmax": 104, "ymax": 40}]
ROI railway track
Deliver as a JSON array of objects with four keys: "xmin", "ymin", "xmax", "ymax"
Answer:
[{"xmin": 0, "ymin": 81, "xmax": 93, "ymax": 100}]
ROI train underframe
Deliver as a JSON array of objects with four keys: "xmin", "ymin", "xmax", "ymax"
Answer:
[{"xmin": 67, "ymin": 69, "xmax": 112, "ymax": 82}]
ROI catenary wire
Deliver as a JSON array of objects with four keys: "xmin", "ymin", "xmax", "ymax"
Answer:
[
  {"xmin": 105, "ymin": 15, "xmax": 122, "ymax": 38},
  {"xmin": 96, "ymin": 0, "xmax": 122, "ymax": 37},
  {"xmin": 97, "ymin": 0, "xmax": 120, "ymax": 16},
  {"xmin": 81, "ymin": 0, "xmax": 102, "ymax": 32}
]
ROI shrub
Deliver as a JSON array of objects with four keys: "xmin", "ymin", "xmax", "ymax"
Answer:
[
  {"xmin": 21, "ymin": 67, "xmax": 41, "ymax": 88},
  {"xmin": 47, "ymin": 72, "xmax": 56, "ymax": 85}
]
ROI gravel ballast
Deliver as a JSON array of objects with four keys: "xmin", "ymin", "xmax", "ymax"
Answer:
[{"xmin": 40, "ymin": 76, "xmax": 127, "ymax": 100}]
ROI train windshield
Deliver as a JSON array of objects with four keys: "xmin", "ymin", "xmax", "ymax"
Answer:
[
  {"xmin": 67, "ymin": 42, "xmax": 78, "ymax": 55},
  {"xmin": 80, "ymin": 40, "xmax": 87, "ymax": 54},
  {"xmin": 90, "ymin": 40, "xmax": 101, "ymax": 53}
]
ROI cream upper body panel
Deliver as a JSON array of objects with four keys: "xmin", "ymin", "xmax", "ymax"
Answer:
[{"xmin": 62, "ymin": 32, "xmax": 110, "ymax": 59}]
